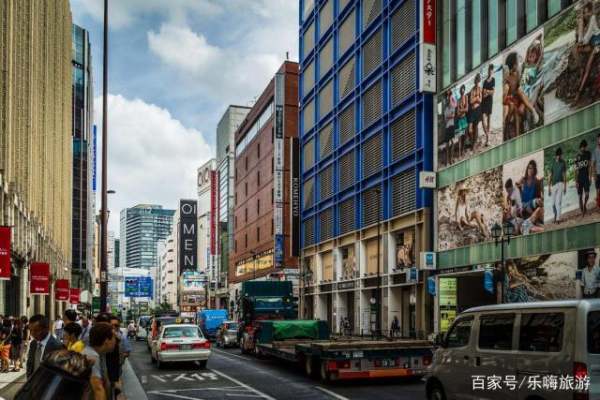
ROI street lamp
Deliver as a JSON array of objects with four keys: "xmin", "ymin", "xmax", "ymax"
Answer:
[{"xmin": 491, "ymin": 221, "xmax": 514, "ymax": 303}]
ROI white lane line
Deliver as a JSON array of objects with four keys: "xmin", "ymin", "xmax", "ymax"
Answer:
[
  {"xmin": 211, "ymin": 369, "xmax": 277, "ymax": 400},
  {"xmin": 147, "ymin": 392, "xmax": 200, "ymax": 400},
  {"xmin": 212, "ymin": 348, "xmax": 254, "ymax": 361},
  {"xmin": 314, "ymin": 386, "xmax": 351, "ymax": 400},
  {"xmin": 225, "ymin": 394, "xmax": 263, "ymax": 398}
]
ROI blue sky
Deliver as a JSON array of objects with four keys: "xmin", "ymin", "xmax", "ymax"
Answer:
[{"xmin": 71, "ymin": 0, "xmax": 299, "ymax": 233}]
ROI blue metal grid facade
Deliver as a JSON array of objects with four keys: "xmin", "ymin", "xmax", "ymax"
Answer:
[{"xmin": 299, "ymin": 0, "xmax": 433, "ymax": 248}]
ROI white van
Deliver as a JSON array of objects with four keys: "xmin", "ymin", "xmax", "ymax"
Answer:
[
  {"xmin": 426, "ymin": 300, "xmax": 600, "ymax": 400},
  {"xmin": 136, "ymin": 315, "xmax": 151, "ymax": 341}
]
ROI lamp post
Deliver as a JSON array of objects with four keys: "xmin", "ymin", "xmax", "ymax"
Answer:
[{"xmin": 491, "ymin": 221, "xmax": 514, "ymax": 303}]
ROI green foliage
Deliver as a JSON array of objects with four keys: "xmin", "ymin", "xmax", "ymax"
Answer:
[{"xmin": 545, "ymin": 7, "xmax": 577, "ymax": 48}]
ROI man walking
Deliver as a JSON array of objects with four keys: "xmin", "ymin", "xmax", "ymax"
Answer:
[
  {"xmin": 53, "ymin": 317, "xmax": 64, "ymax": 341},
  {"xmin": 26, "ymin": 315, "xmax": 64, "ymax": 378},
  {"xmin": 79, "ymin": 316, "xmax": 91, "ymax": 345},
  {"xmin": 82, "ymin": 322, "xmax": 117, "ymax": 400},
  {"xmin": 548, "ymin": 147, "xmax": 567, "ymax": 223}
]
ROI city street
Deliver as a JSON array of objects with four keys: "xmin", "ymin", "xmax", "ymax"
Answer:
[{"xmin": 128, "ymin": 341, "xmax": 425, "ymax": 400}]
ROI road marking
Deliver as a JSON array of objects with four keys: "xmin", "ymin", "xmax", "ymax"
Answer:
[
  {"xmin": 212, "ymin": 348, "xmax": 254, "ymax": 361},
  {"xmin": 152, "ymin": 374, "xmax": 167, "ymax": 383},
  {"xmin": 148, "ymin": 392, "xmax": 199, "ymax": 400},
  {"xmin": 173, "ymin": 373, "xmax": 195, "ymax": 382},
  {"xmin": 141, "ymin": 375, "xmax": 148, "ymax": 384},
  {"xmin": 314, "ymin": 386, "xmax": 350, "ymax": 400},
  {"xmin": 212, "ymin": 369, "xmax": 276, "ymax": 400},
  {"xmin": 225, "ymin": 394, "xmax": 263, "ymax": 398}
]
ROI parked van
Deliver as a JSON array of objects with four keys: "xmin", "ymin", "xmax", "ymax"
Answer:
[
  {"xmin": 135, "ymin": 315, "xmax": 151, "ymax": 341},
  {"xmin": 426, "ymin": 300, "xmax": 600, "ymax": 400}
]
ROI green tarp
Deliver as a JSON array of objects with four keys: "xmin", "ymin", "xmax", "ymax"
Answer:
[{"xmin": 271, "ymin": 320, "xmax": 320, "ymax": 340}]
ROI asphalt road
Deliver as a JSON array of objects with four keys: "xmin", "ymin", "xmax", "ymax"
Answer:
[{"xmin": 128, "ymin": 340, "xmax": 426, "ymax": 400}]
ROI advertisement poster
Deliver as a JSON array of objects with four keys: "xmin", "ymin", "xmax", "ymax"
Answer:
[
  {"xmin": 340, "ymin": 245, "xmax": 357, "ymax": 280},
  {"xmin": 544, "ymin": 0, "xmax": 600, "ymax": 125},
  {"xmin": 504, "ymin": 251, "xmax": 578, "ymax": 303},
  {"xmin": 439, "ymin": 277, "xmax": 457, "ymax": 332},
  {"xmin": 55, "ymin": 279, "xmax": 70, "ymax": 301},
  {"xmin": 69, "ymin": 288, "xmax": 80, "ymax": 305},
  {"xmin": 577, "ymin": 247, "xmax": 600, "ymax": 298},
  {"xmin": 0, "ymin": 227, "xmax": 10, "ymax": 280},
  {"xmin": 30, "ymin": 262, "xmax": 49, "ymax": 295},
  {"xmin": 437, "ymin": 168, "xmax": 503, "ymax": 251},
  {"xmin": 544, "ymin": 130, "xmax": 600, "ymax": 231},
  {"xmin": 503, "ymin": 28, "xmax": 544, "ymax": 140},
  {"xmin": 437, "ymin": 55, "xmax": 503, "ymax": 168},
  {"xmin": 394, "ymin": 229, "xmax": 415, "ymax": 271},
  {"xmin": 502, "ymin": 151, "xmax": 545, "ymax": 236}
]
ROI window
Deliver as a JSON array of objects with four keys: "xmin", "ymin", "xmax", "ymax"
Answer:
[
  {"xmin": 257, "ymin": 199, "xmax": 260, "ymax": 215},
  {"xmin": 245, "ymin": 234, "xmax": 248, "ymax": 248},
  {"xmin": 472, "ymin": 0, "xmax": 482, "ymax": 67},
  {"xmin": 257, "ymin": 171, "xmax": 261, "ymax": 187},
  {"xmin": 235, "ymin": 240, "xmax": 237, "ymax": 252},
  {"xmin": 271, "ymin": 188, "xmax": 274, "ymax": 204},
  {"xmin": 456, "ymin": 0, "xmax": 466, "ymax": 77},
  {"xmin": 245, "ymin": 208, "xmax": 248, "ymax": 222},
  {"xmin": 588, "ymin": 312, "xmax": 600, "ymax": 354},
  {"xmin": 446, "ymin": 317, "xmax": 473, "ymax": 348},
  {"xmin": 271, "ymin": 219, "xmax": 274, "ymax": 235},
  {"xmin": 479, "ymin": 314, "xmax": 515, "ymax": 351},
  {"xmin": 526, "ymin": 0, "xmax": 538, "ymax": 32},
  {"xmin": 442, "ymin": 0, "xmax": 452, "ymax": 88},
  {"xmin": 257, "ymin": 142, "xmax": 261, "ymax": 159},
  {"xmin": 506, "ymin": 0, "xmax": 518, "ymax": 44},
  {"xmin": 271, "ymin": 157, "xmax": 274, "ymax": 174},
  {"xmin": 519, "ymin": 313, "xmax": 564, "ymax": 352},
  {"xmin": 548, "ymin": 0, "xmax": 561, "ymax": 18},
  {"xmin": 245, "ymin": 156, "xmax": 249, "ymax": 170},
  {"xmin": 489, "ymin": 0, "xmax": 499, "ymax": 56},
  {"xmin": 245, "ymin": 182, "xmax": 248, "ymax": 196},
  {"xmin": 257, "ymin": 227, "xmax": 260, "ymax": 242}
]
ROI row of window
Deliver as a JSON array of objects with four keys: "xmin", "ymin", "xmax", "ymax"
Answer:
[
  {"xmin": 233, "ymin": 221, "xmax": 275, "ymax": 253},
  {"xmin": 441, "ymin": 0, "xmax": 574, "ymax": 88},
  {"xmin": 235, "ymin": 101, "xmax": 273, "ymax": 157}
]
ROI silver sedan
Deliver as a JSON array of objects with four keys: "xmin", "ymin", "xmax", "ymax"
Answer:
[{"xmin": 150, "ymin": 324, "xmax": 211, "ymax": 369}]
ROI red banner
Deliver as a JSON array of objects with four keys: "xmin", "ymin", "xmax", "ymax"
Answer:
[
  {"xmin": 30, "ymin": 262, "xmax": 50, "ymax": 295},
  {"xmin": 210, "ymin": 170, "xmax": 218, "ymax": 255},
  {"xmin": 55, "ymin": 279, "xmax": 69, "ymax": 301},
  {"xmin": 69, "ymin": 288, "xmax": 80, "ymax": 305},
  {"xmin": 0, "ymin": 227, "xmax": 11, "ymax": 281},
  {"xmin": 422, "ymin": 0, "xmax": 436, "ymax": 44}
]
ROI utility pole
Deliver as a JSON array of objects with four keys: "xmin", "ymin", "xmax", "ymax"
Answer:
[{"xmin": 99, "ymin": 0, "xmax": 109, "ymax": 312}]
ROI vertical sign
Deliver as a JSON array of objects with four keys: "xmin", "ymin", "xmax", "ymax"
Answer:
[
  {"xmin": 419, "ymin": 0, "xmax": 437, "ymax": 93},
  {"xmin": 92, "ymin": 125, "xmax": 97, "ymax": 192},
  {"xmin": 438, "ymin": 277, "xmax": 457, "ymax": 332},
  {"xmin": 290, "ymin": 138, "xmax": 300, "ymax": 257},
  {"xmin": 55, "ymin": 279, "xmax": 70, "ymax": 301},
  {"xmin": 274, "ymin": 72, "xmax": 285, "ymax": 268},
  {"xmin": 210, "ymin": 171, "xmax": 218, "ymax": 256},
  {"xmin": 69, "ymin": 288, "xmax": 80, "ymax": 305},
  {"xmin": 30, "ymin": 262, "xmax": 50, "ymax": 295},
  {"xmin": 179, "ymin": 199, "xmax": 198, "ymax": 274},
  {"xmin": 0, "ymin": 227, "xmax": 11, "ymax": 280}
]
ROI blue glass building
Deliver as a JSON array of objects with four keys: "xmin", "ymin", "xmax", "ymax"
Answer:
[{"xmin": 299, "ymin": 0, "xmax": 434, "ymax": 337}]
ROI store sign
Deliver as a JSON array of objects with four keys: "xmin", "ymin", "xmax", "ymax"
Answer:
[
  {"xmin": 92, "ymin": 297, "xmax": 101, "ymax": 313},
  {"xmin": 407, "ymin": 267, "xmax": 419, "ymax": 283},
  {"xmin": 274, "ymin": 235, "xmax": 284, "ymax": 268},
  {"xmin": 69, "ymin": 288, "xmax": 80, "ymax": 305},
  {"xmin": 92, "ymin": 125, "xmax": 97, "ymax": 192},
  {"xmin": 290, "ymin": 138, "xmax": 300, "ymax": 257},
  {"xmin": 274, "ymin": 205, "xmax": 283, "ymax": 235},
  {"xmin": 55, "ymin": 279, "xmax": 70, "ymax": 301},
  {"xmin": 235, "ymin": 250, "xmax": 273, "ymax": 277},
  {"xmin": 420, "ymin": 251, "xmax": 437, "ymax": 270},
  {"xmin": 419, "ymin": 0, "xmax": 436, "ymax": 93},
  {"xmin": 418, "ymin": 171, "xmax": 436, "ymax": 189},
  {"xmin": 427, "ymin": 277, "xmax": 436, "ymax": 296},
  {"xmin": 439, "ymin": 277, "xmax": 457, "ymax": 332},
  {"xmin": 30, "ymin": 262, "xmax": 50, "ymax": 295},
  {"xmin": 0, "ymin": 227, "xmax": 11, "ymax": 280},
  {"xmin": 179, "ymin": 199, "xmax": 198, "ymax": 273},
  {"xmin": 210, "ymin": 171, "xmax": 218, "ymax": 255},
  {"xmin": 274, "ymin": 72, "xmax": 285, "ymax": 267}
]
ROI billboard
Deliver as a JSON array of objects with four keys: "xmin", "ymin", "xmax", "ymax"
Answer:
[
  {"xmin": 0, "ymin": 227, "xmax": 10, "ymax": 280},
  {"xmin": 236, "ymin": 249, "xmax": 273, "ymax": 277},
  {"xmin": 30, "ymin": 262, "xmax": 50, "ymax": 295},
  {"xmin": 438, "ymin": 1, "xmax": 600, "ymax": 171},
  {"xmin": 125, "ymin": 276, "xmax": 153, "ymax": 298},
  {"xmin": 210, "ymin": 171, "xmax": 218, "ymax": 255},
  {"xmin": 181, "ymin": 271, "xmax": 205, "ymax": 292},
  {"xmin": 419, "ymin": 0, "xmax": 437, "ymax": 92},
  {"xmin": 178, "ymin": 199, "xmax": 198, "ymax": 274},
  {"xmin": 438, "ymin": 128, "xmax": 600, "ymax": 251}
]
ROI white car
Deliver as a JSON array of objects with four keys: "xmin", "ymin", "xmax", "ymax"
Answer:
[{"xmin": 150, "ymin": 324, "xmax": 211, "ymax": 369}]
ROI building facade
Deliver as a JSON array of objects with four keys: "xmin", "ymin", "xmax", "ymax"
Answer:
[
  {"xmin": 230, "ymin": 61, "xmax": 300, "ymax": 294},
  {"xmin": 433, "ymin": 0, "xmax": 600, "ymax": 333},
  {"xmin": 299, "ymin": 0, "xmax": 435, "ymax": 337},
  {"xmin": 0, "ymin": 0, "xmax": 73, "ymax": 319},
  {"xmin": 197, "ymin": 159, "xmax": 217, "ymax": 275},
  {"xmin": 119, "ymin": 204, "xmax": 175, "ymax": 269},
  {"xmin": 158, "ymin": 233, "xmax": 178, "ymax": 308},
  {"xmin": 215, "ymin": 105, "xmax": 250, "ymax": 309},
  {"xmin": 71, "ymin": 24, "xmax": 95, "ymax": 293}
]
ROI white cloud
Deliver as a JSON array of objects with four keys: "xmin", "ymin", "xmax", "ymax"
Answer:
[{"xmin": 95, "ymin": 94, "xmax": 213, "ymax": 233}]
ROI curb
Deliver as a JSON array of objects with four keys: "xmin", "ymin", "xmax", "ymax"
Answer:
[{"xmin": 122, "ymin": 359, "xmax": 147, "ymax": 400}]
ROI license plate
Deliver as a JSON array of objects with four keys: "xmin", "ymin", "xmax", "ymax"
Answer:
[{"xmin": 180, "ymin": 344, "xmax": 191, "ymax": 350}]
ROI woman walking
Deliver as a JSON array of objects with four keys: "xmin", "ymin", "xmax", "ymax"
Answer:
[{"xmin": 9, "ymin": 318, "xmax": 23, "ymax": 371}]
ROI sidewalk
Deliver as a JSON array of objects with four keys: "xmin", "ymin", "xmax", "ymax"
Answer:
[
  {"xmin": 0, "ymin": 369, "xmax": 26, "ymax": 400},
  {"xmin": 122, "ymin": 359, "xmax": 147, "ymax": 400}
]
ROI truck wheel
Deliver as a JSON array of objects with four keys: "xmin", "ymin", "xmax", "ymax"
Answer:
[
  {"xmin": 304, "ymin": 356, "xmax": 318, "ymax": 378},
  {"xmin": 428, "ymin": 383, "xmax": 446, "ymax": 400},
  {"xmin": 319, "ymin": 361, "xmax": 331, "ymax": 382}
]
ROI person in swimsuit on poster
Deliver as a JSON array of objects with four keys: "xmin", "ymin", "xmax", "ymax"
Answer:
[
  {"xmin": 481, "ymin": 64, "xmax": 495, "ymax": 147},
  {"xmin": 468, "ymin": 73, "xmax": 483, "ymax": 149},
  {"xmin": 443, "ymin": 90, "xmax": 457, "ymax": 166},
  {"xmin": 575, "ymin": 139, "xmax": 593, "ymax": 217},
  {"xmin": 454, "ymin": 188, "xmax": 490, "ymax": 238}
]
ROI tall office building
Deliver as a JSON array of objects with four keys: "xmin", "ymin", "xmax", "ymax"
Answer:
[
  {"xmin": 299, "ymin": 0, "xmax": 435, "ymax": 337},
  {"xmin": 119, "ymin": 205, "xmax": 175, "ymax": 269},
  {"xmin": 230, "ymin": 61, "xmax": 300, "ymax": 294},
  {"xmin": 215, "ymin": 105, "xmax": 250, "ymax": 308},
  {"xmin": 71, "ymin": 24, "xmax": 95, "ymax": 292},
  {"xmin": 433, "ymin": 0, "xmax": 600, "ymax": 334},
  {"xmin": 0, "ymin": 0, "xmax": 73, "ymax": 318},
  {"xmin": 197, "ymin": 159, "xmax": 217, "ymax": 275}
]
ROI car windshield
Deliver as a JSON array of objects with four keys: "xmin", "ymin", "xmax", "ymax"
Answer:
[{"xmin": 163, "ymin": 327, "xmax": 201, "ymax": 339}]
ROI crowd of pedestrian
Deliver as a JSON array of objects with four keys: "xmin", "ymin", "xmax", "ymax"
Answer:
[{"xmin": 5, "ymin": 310, "xmax": 133, "ymax": 400}]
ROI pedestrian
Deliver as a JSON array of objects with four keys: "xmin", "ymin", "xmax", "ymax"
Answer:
[
  {"xmin": 9, "ymin": 318, "xmax": 23, "ymax": 371},
  {"xmin": 53, "ymin": 317, "xmax": 64, "ymax": 341},
  {"xmin": 548, "ymin": 147, "xmax": 567, "ymax": 224},
  {"xmin": 80, "ymin": 316, "xmax": 91, "ymax": 345},
  {"xmin": 26, "ymin": 314, "xmax": 64, "ymax": 378},
  {"xmin": 390, "ymin": 316, "xmax": 401, "ymax": 338},
  {"xmin": 109, "ymin": 315, "xmax": 131, "ymax": 398},
  {"xmin": 0, "ymin": 319, "xmax": 12, "ymax": 373},
  {"xmin": 582, "ymin": 250, "xmax": 600, "ymax": 298},
  {"xmin": 64, "ymin": 323, "xmax": 85, "ymax": 353},
  {"xmin": 82, "ymin": 322, "xmax": 116, "ymax": 400},
  {"xmin": 64, "ymin": 309, "xmax": 78, "ymax": 326},
  {"xmin": 20, "ymin": 316, "xmax": 29, "ymax": 370}
]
